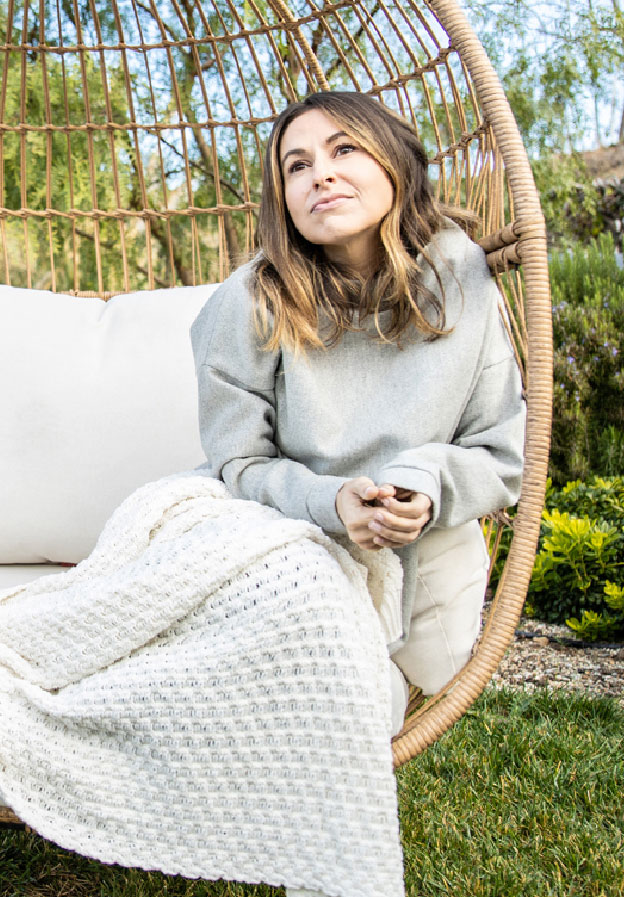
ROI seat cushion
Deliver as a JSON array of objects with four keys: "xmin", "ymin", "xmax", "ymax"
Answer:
[
  {"xmin": 0, "ymin": 284, "xmax": 217, "ymax": 564},
  {"xmin": 0, "ymin": 564, "xmax": 71, "ymax": 590}
]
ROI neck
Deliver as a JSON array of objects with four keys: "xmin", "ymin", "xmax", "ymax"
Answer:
[{"xmin": 323, "ymin": 241, "xmax": 382, "ymax": 278}]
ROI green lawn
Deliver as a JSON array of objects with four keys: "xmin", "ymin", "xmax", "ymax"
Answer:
[{"xmin": 1, "ymin": 688, "xmax": 622, "ymax": 897}]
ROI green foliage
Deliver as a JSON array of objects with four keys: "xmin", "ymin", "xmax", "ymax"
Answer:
[
  {"xmin": 0, "ymin": 0, "xmax": 268, "ymax": 289},
  {"xmin": 549, "ymin": 233, "xmax": 624, "ymax": 485},
  {"xmin": 532, "ymin": 154, "xmax": 606, "ymax": 249},
  {"xmin": 1, "ymin": 52, "xmax": 142, "ymax": 291},
  {"xmin": 567, "ymin": 580, "xmax": 624, "ymax": 641},
  {"xmin": 1, "ymin": 0, "xmax": 484, "ymax": 290},
  {"xmin": 500, "ymin": 477, "xmax": 624, "ymax": 638},
  {"xmin": 529, "ymin": 506, "xmax": 620, "ymax": 626},
  {"xmin": 545, "ymin": 475, "xmax": 624, "ymax": 521},
  {"xmin": 502, "ymin": 48, "xmax": 584, "ymax": 157},
  {"xmin": 489, "ymin": 477, "xmax": 624, "ymax": 638},
  {"xmin": 464, "ymin": 0, "xmax": 624, "ymax": 154}
]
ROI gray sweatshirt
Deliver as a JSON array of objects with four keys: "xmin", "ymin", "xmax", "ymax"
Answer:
[{"xmin": 191, "ymin": 220, "xmax": 525, "ymax": 648}]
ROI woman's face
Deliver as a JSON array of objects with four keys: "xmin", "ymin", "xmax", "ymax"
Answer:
[{"xmin": 279, "ymin": 108, "xmax": 394, "ymax": 274}]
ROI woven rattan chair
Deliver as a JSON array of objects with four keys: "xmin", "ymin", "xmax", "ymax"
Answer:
[{"xmin": 0, "ymin": 0, "xmax": 551, "ymax": 826}]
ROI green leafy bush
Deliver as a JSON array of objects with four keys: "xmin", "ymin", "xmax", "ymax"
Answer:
[
  {"xmin": 489, "ymin": 477, "xmax": 624, "ymax": 640},
  {"xmin": 533, "ymin": 154, "xmax": 602, "ymax": 248},
  {"xmin": 566, "ymin": 577, "xmax": 624, "ymax": 642},
  {"xmin": 534, "ymin": 154, "xmax": 624, "ymax": 251},
  {"xmin": 549, "ymin": 233, "xmax": 624, "ymax": 485}
]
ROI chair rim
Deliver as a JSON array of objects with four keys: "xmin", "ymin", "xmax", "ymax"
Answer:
[{"xmin": 390, "ymin": 0, "xmax": 552, "ymax": 767}]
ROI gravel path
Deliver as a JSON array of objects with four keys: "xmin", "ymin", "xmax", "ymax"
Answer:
[{"xmin": 491, "ymin": 618, "xmax": 624, "ymax": 705}]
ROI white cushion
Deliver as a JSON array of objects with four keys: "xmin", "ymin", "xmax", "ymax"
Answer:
[
  {"xmin": 0, "ymin": 564, "xmax": 70, "ymax": 590},
  {"xmin": 0, "ymin": 284, "xmax": 218, "ymax": 564}
]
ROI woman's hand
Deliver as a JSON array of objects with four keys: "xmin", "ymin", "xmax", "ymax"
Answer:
[
  {"xmin": 369, "ymin": 486, "xmax": 432, "ymax": 548},
  {"xmin": 335, "ymin": 477, "xmax": 396, "ymax": 550},
  {"xmin": 336, "ymin": 479, "xmax": 433, "ymax": 550}
]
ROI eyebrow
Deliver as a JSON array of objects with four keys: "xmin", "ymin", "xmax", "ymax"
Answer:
[{"xmin": 280, "ymin": 130, "xmax": 349, "ymax": 167}]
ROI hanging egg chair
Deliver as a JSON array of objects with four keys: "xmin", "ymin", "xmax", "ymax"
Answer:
[{"xmin": 0, "ymin": 0, "xmax": 551, "ymax": 818}]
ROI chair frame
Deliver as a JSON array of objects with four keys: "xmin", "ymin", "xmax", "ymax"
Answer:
[{"xmin": 0, "ymin": 0, "xmax": 551, "ymax": 825}]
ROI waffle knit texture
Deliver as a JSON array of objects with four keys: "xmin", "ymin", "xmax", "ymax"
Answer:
[{"xmin": 0, "ymin": 473, "xmax": 404, "ymax": 897}]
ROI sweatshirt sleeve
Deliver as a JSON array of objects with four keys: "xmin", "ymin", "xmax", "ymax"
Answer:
[
  {"xmin": 378, "ymin": 273, "xmax": 526, "ymax": 529},
  {"xmin": 190, "ymin": 264, "xmax": 348, "ymax": 533}
]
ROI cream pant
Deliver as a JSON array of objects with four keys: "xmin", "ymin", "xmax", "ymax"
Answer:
[{"xmin": 392, "ymin": 518, "xmax": 489, "ymax": 698}]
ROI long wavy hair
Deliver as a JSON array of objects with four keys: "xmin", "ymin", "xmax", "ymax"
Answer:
[{"xmin": 254, "ymin": 91, "xmax": 473, "ymax": 353}]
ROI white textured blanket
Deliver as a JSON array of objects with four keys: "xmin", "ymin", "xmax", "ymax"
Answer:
[{"xmin": 0, "ymin": 474, "xmax": 404, "ymax": 897}]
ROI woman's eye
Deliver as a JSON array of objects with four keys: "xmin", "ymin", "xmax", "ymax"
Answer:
[
  {"xmin": 335, "ymin": 143, "xmax": 357, "ymax": 156},
  {"xmin": 287, "ymin": 160, "xmax": 307, "ymax": 174}
]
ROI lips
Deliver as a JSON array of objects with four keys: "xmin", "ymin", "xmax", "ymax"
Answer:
[{"xmin": 310, "ymin": 194, "xmax": 352, "ymax": 213}]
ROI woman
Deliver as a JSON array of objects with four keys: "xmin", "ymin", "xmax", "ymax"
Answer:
[{"xmin": 191, "ymin": 90, "xmax": 525, "ymax": 762}]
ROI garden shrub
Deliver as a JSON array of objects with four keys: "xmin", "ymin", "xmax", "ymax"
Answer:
[
  {"xmin": 488, "ymin": 477, "xmax": 624, "ymax": 640},
  {"xmin": 549, "ymin": 233, "xmax": 624, "ymax": 485},
  {"xmin": 533, "ymin": 154, "xmax": 602, "ymax": 248},
  {"xmin": 534, "ymin": 152, "xmax": 624, "ymax": 251}
]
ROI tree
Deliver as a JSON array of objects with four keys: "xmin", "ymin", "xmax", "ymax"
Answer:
[
  {"xmin": 461, "ymin": 0, "xmax": 624, "ymax": 156},
  {"xmin": 2, "ymin": 0, "xmax": 456, "ymax": 288},
  {"xmin": 460, "ymin": 0, "xmax": 624, "ymax": 246}
]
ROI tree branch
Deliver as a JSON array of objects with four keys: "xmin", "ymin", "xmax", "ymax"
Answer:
[{"xmin": 148, "ymin": 130, "xmax": 249, "ymax": 205}]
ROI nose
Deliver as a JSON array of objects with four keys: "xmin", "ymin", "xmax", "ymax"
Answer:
[{"xmin": 312, "ymin": 158, "xmax": 336, "ymax": 188}]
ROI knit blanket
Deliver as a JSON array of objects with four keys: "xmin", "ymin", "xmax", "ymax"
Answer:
[{"xmin": 0, "ymin": 473, "xmax": 405, "ymax": 897}]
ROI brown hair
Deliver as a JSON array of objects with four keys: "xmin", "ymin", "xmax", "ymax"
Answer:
[{"xmin": 254, "ymin": 91, "xmax": 472, "ymax": 353}]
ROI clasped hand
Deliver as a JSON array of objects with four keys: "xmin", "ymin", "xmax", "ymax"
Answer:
[{"xmin": 335, "ymin": 477, "xmax": 432, "ymax": 551}]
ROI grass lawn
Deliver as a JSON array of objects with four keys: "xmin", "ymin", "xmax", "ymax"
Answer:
[{"xmin": 1, "ymin": 688, "xmax": 622, "ymax": 897}]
